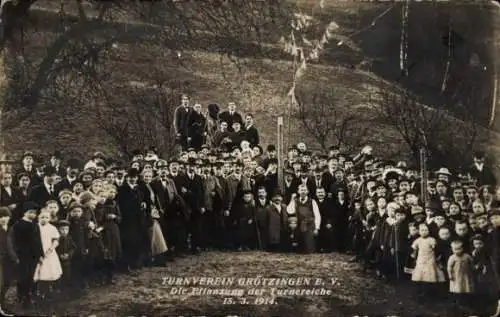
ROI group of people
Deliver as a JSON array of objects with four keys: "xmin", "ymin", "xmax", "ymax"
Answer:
[{"xmin": 0, "ymin": 96, "xmax": 499, "ymax": 316}]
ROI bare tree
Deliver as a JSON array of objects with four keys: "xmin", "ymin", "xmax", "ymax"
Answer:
[
  {"xmin": 376, "ymin": 87, "xmax": 482, "ymax": 169},
  {"xmin": 97, "ymin": 78, "xmax": 185, "ymax": 160},
  {"xmin": 294, "ymin": 87, "xmax": 368, "ymax": 151}
]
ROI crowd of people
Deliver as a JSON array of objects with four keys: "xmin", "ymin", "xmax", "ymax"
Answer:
[{"xmin": 0, "ymin": 95, "xmax": 499, "ymax": 316}]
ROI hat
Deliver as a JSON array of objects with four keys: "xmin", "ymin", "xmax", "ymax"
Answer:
[
  {"xmin": 473, "ymin": 150, "xmax": 485, "ymax": 159},
  {"xmin": 284, "ymin": 169, "xmax": 294, "ymax": 175},
  {"xmin": 156, "ymin": 160, "xmax": 168, "ymax": 168},
  {"xmin": 271, "ymin": 189, "xmax": 283, "ymax": 198},
  {"xmin": 58, "ymin": 189, "xmax": 73, "ymax": 198},
  {"xmin": 267, "ymin": 145, "xmax": 276, "ymax": 152},
  {"xmin": 78, "ymin": 191, "xmax": 94, "ymax": 206},
  {"xmin": 488, "ymin": 208, "xmax": 500, "ymax": 218},
  {"xmin": 242, "ymin": 189, "xmax": 253, "ymax": 195},
  {"xmin": 131, "ymin": 149, "xmax": 142, "ymax": 157},
  {"xmin": 66, "ymin": 158, "xmax": 81, "ymax": 169},
  {"xmin": 411, "ymin": 205, "xmax": 424, "ymax": 215},
  {"xmin": 470, "ymin": 233, "xmax": 484, "ymax": 243},
  {"xmin": 186, "ymin": 158, "xmax": 197, "ymax": 166},
  {"xmin": 300, "ymin": 165, "xmax": 310, "ymax": 173},
  {"xmin": 0, "ymin": 207, "xmax": 11, "ymax": 218},
  {"xmin": 23, "ymin": 201, "xmax": 40, "ymax": 214},
  {"xmin": 375, "ymin": 181, "xmax": 386, "ymax": 189},
  {"xmin": 425, "ymin": 201, "xmax": 440, "ymax": 211},
  {"xmin": 68, "ymin": 201, "xmax": 84, "ymax": 212},
  {"xmin": 51, "ymin": 150, "xmax": 63, "ymax": 160},
  {"xmin": 57, "ymin": 220, "xmax": 70, "ymax": 228},
  {"xmin": 435, "ymin": 167, "xmax": 452, "ymax": 176},
  {"xmin": 187, "ymin": 148, "xmax": 196, "ymax": 152},
  {"xmin": 126, "ymin": 168, "xmax": 139, "ymax": 178},
  {"xmin": 22, "ymin": 151, "xmax": 34, "ymax": 159},
  {"xmin": 92, "ymin": 152, "xmax": 106, "ymax": 160},
  {"xmin": 43, "ymin": 166, "xmax": 57, "ymax": 176}
]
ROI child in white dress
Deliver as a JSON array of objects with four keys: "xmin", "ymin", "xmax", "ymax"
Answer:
[
  {"xmin": 447, "ymin": 240, "xmax": 474, "ymax": 306},
  {"xmin": 34, "ymin": 210, "xmax": 63, "ymax": 300},
  {"xmin": 411, "ymin": 222, "xmax": 445, "ymax": 300}
]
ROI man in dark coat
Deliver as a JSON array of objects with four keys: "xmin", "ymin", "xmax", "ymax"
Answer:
[
  {"xmin": 0, "ymin": 171, "xmax": 24, "ymax": 224},
  {"xmin": 467, "ymin": 151, "xmax": 497, "ymax": 187},
  {"xmin": 173, "ymin": 94, "xmax": 193, "ymax": 150},
  {"xmin": 151, "ymin": 160, "xmax": 187, "ymax": 259},
  {"xmin": 0, "ymin": 207, "xmax": 16, "ymax": 315},
  {"xmin": 229, "ymin": 122, "xmax": 247, "ymax": 149},
  {"xmin": 333, "ymin": 187, "xmax": 351, "ymax": 253},
  {"xmin": 56, "ymin": 158, "xmax": 80, "ymax": 191},
  {"xmin": 49, "ymin": 151, "xmax": 66, "ymax": 178},
  {"xmin": 10, "ymin": 203, "xmax": 43, "ymax": 308},
  {"xmin": 176, "ymin": 159, "xmax": 205, "ymax": 254},
  {"xmin": 27, "ymin": 166, "xmax": 59, "ymax": 207},
  {"xmin": 244, "ymin": 114, "xmax": 260, "ymax": 147},
  {"xmin": 316, "ymin": 187, "xmax": 336, "ymax": 252},
  {"xmin": 188, "ymin": 103, "xmax": 207, "ymax": 151},
  {"xmin": 265, "ymin": 189, "xmax": 289, "ymax": 252},
  {"xmin": 219, "ymin": 102, "xmax": 243, "ymax": 132},
  {"xmin": 254, "ymin": 186, "xmax": 269, "ymax": 249},
  {"xmin": 117, "ymin": 168, "xmax": 149, "ymax": 271},
  {"xmin": 14, "ymin": 152, "xmax": 35, "ymax": 187}
]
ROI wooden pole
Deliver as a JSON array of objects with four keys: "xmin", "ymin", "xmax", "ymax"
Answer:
[
  {"xmin": 277, "ymin": 116, "xmax": 283, "ymax": 190},
  {"xmin": 419, "ymin": 148, "xmax": 428, "ymax": 207}
]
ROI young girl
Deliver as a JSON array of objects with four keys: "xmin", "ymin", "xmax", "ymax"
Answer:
[
  {"xmin": 34, "ymin": 210, "xmax": 63, "ymax": 300},
  {"xmin": 411, "ymin": 222, "xmax": 445, "ymax": 300},
  {"xmin": 447, "ymin": 240, "xmax": 474, "ymax": 306}
]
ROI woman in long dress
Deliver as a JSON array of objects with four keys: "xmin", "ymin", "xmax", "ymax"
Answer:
[
  {"xmin": 34, "ymin": 210, "xmax": 62, "ymax": 300},
  {"xmin": 140, "ymin": 170, "xmax": 168, "ymax": 266}
]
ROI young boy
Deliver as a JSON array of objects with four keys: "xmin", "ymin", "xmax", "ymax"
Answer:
[
  {"xmin": 234, "ymin": 190, "xmax": 257, "ymax": 251},
  {"xmin": 58, "ymin": 189, "xmax": 74, "ymax": 220},
  {"xmin": 55, "ymin": 220, "xmax": 75, "ymax": 296},
  {"xmin": 67, "ymin": 203, "xmax": 88, "ymax": 291}
]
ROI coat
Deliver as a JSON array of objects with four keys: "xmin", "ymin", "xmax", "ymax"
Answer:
[
  {"xmin": 219, "ymin": 111, "xmax": 243, "ymax": 132},
  {"xmin": 117, "ymin": 184, "xmax": 150, "ymax": 257},
  {"xmin": 28, "ymin": 183, "xmax": 59, "ymax": 207},
  {"xmin": 94, "ymin": 199, "xmax": 122, "ymax": 261},
  {"xmin": 173, "ymin": 106, "xmax": 193, "ymax": 136},
  {"xmin": 244, "ymin": 125, "xmax": 260, "ymax": 146},
  {"xmin": 265, "ymin": 203, "xmax": 289, "ymax": 246},
  {"xmin": 176, "ymin": 173, "xmax": 205, "ymax": 216}
]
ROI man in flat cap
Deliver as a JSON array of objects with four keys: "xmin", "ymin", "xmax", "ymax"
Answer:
[{"xmin": 27, "ymin": 166, "xmax": 59, "ymax": 207}]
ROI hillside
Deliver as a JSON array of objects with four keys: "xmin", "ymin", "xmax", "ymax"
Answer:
[{"xmin": 2, "ymin": 1, "xmax": 497, "ymax": 167}]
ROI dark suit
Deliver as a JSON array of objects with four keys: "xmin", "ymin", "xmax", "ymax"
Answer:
[
  {"xmin": 0, "ymin": 185, "xmax": 25, "ymax": 225},
  {"xmin": 176, "ymin": 173, "xmax": 205, "ymax": 251},
  {"xmin": 11, "ymin": 219, "xmax": 44, "ymax": 303},
  {"xmin": 229, "ymin": 130, "xmax": 247, "ymax": 149},
  {"xmin": 244, "ymin": 125, "xmax": 260, "ymax": 146},
  {"xmin": 0, "ymin": 226, "xmax": 17, "ymax": 305},
  {"xmin": 467, "ymin": 164, "xmax": 497, "ymax": 187},
  {"xmin": 265, "ymin": 203, "xmax": 289, "ymax": 252},
  {"xmin": 174, "ymin": 106, "xmax": 193, "ymax": 150},
  {"xmin": 151, "ymin": 177, "xmax": 188, "ymax": 253},
  {"xmin": 117, "ymin": 184, "xmax": 149, "ymax": 268},
  {"xmin": 28, "ymin": 183, "xmax": 59, "ymax": 207},
  {"xmin": 56, "ymin": 176, "xmax": 78, "ymax": 191},
  {"xmin": 219, "ymin": 111, "xmax": 243, "ymax": 132},
  {"xmin": 188, "ymin": 111, "xmax": 207, "ymax": 150}
]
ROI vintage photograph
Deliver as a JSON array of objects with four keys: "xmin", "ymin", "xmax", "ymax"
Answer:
[{"xmin": 0, "ymin": 0, "xmax": 498, "ymax": 316}]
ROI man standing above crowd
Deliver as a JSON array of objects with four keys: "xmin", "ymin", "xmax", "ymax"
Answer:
[
  {"xmin": 188, "ymin": 103, "xmax": 207, "ymax": 151},
  {"xmin": 174, "ymin": 94, "xmax": 193, "ymax": 150},
  {"xmin": 467, "ymin": 150, "xmax": 496, "ymax": 187},
  {"xmin": 244, "ymin": 114, "xmax": 260, "ymax": 147},
  {"xmin": 219, "ymin": 102, "xmax": 243, "ymax": 132}
]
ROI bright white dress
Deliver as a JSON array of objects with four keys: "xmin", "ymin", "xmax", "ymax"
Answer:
[
  {"xmin": 34, "ymin": 223, "xmax": 63, "ymax": 281},
  {"xmin": 411, "ymin": 237, "xmax": 445, "ymax": 283}
]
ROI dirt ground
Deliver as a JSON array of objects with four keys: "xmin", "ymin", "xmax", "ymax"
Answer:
[{"xmin": 9, "ymin": 251, "xmax": 493, "ymax": 317}]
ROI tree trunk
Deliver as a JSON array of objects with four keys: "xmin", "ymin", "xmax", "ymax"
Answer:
[
  {"xmin": 0, "ymin": 48, "xmax": 7, "ymax": 161},
  {"xmin": 490, "ymin": 3, "xmax": 500, "ymax": 180}
]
